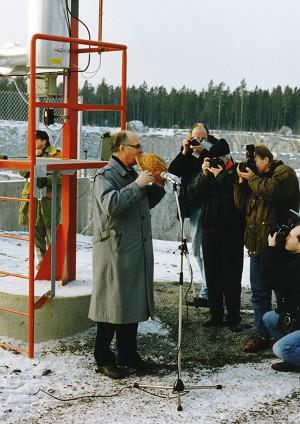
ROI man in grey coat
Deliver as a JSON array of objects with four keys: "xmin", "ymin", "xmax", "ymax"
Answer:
[{"xmin": 89, "ymin": 130, "xmax": 165, "ymax": 379}]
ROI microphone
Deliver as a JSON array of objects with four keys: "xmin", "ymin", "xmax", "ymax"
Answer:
[{"xmin": 160, "ymin": 172, "xmax": 181, "ymax": 185}]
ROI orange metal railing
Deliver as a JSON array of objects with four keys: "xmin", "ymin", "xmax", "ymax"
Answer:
[{"xmin": 0, "ymin": 32, "xmax": 127, "ymax": 357}]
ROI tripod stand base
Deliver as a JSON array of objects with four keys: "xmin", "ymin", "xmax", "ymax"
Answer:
[
  {"xmin": 133, "ymin": 380, "xmax": 223, "ymax": 411},
  {"xmin": 134, "ymin": 382, "xmax": 223, "ymax": 391}
]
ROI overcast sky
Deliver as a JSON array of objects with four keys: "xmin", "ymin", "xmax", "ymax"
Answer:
[{"xmin": 0, "ymin": 0, "xmax": 299, "ymax": 91}]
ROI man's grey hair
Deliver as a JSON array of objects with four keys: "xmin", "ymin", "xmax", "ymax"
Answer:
[{"xmin": 111, "ymin": 130, "xmax": 129, "ymax": 153}]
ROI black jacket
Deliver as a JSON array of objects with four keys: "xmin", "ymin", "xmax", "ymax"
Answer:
[
  {"xmin": 168, "ymin": 135, "xmax": 217, "ymax": 218},
  {"xmin": 188, "ymin": 163, "xmax": 244, "ymax": 235},
  {"xmin": 262, "ymin": 247, "xmax": 300, "ymax": 314}
]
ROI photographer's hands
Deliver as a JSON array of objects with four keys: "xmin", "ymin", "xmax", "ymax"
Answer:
[
  {"xmin": 182, "ymin": 137, "xmax": 191, "ymax": 155},
  {"xmin": 202, "ymin": 157, "xmax": 210, "ymax": 176},
  {"xmin": 181, "ymin": 137, "xmax": 204, "ymax": 156},
  {"xmin": 268, "ymin": 232, "xmax": 277, "ymax": 246},
  {"xmin": 236, "ymin": 164, "xmax": 255, "ymax": 182},
  {"xmin": 191, "ymin": 144, "xmax": 204, "ymax": 155},
  {"xmin": 202, "ymin": 157, "xmax": 223, "ymax": 177}
]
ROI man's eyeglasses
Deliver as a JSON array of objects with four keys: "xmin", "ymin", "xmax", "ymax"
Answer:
[{"xmin": 124, "ymin": 144, "xmax": 142, "ymax": 151}]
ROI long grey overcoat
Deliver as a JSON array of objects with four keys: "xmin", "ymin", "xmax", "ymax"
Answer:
[{"xmin": 88, "ymin": 157, "xmax": 164, "ymax": 324}]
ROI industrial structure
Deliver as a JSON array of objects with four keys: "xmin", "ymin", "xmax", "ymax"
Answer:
[{"xmin": 0, "ymin": 0, "xmax": 127, "ymax": 357}]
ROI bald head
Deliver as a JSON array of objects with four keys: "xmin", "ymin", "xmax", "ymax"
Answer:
[
  {"xmin": 190, "ymin": 123, "xmax": 209, "ymax": 139},
  {"xmin": 112, "ymin": 130, "xmax": 142, "ymax": 167},
  {"xmin": 111, "ymin": 130, "xmax": 137, "ymax": 153}
]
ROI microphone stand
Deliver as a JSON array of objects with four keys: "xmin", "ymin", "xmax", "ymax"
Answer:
[{"xmin": 134, "ymin": 180, "xmax": 222, "ymax": 411}]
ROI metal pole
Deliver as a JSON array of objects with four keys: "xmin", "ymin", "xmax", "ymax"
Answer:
[
  {"xmin": 84, "ymin": 150, "xmax": 88, "ymax": 177},
  {"xmin": 71, "ymin": 0, "xmax": 79, "ymax": 18},
  {"xmin": 28, "ymin": 34, "xmax": 38, "ymax": 358},
  {"xmin": 51, "ymin": 172, "xmax": 58, "ymax": 297},
  {"xmin": 121, "ymin": 49, "xmax": 127, "ymax": 129},
  {"xmin": 98, "ymin": 0, "xmax": 103, "ymax": 42},
  {"xmin": 174, "ymin": 187, "xmax": 183, "ymax": 410},
  {"xmin": 133, "ymin": 183, "xmax": 222, "ymax": 410}
]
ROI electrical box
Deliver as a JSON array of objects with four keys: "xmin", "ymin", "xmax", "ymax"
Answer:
[
  {"xmin": 27, "ymin": 0, "xmax": 70, "ymax": 69},
  {"xmin": 27, "ymin": 74, "xmax": 57, "ymax": 97}
]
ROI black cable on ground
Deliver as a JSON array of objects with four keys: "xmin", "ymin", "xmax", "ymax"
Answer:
[
  {"xmin": 32, "ymin": 384, "xmax": 188, "ymax": 402},
  {"xmin": 32, "ymin": 385, "xmax": 132, "ymax": 401}
]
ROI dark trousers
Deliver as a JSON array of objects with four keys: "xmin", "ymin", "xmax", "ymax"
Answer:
[
  {"xmin": 250, "ymin": 255, "xmax": 272, "ymax": 338},
  {"xmin": 202, "ymin": 231, "xmax": 244, "ymax": 325},
  {"xmin": 94, "ymin": 322, "xmax": 138, "ymax": 366}
]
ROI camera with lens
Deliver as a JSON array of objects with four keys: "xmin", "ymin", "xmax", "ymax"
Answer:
[
  {"xmin": 238, "ymin": 144, "xmax": 257, "ymax": 173},
  {"xmin": 271, "ymin": 209, "xmax": 300, "ymax": 248},
  {"xmin": 185, "ymin": 137, "xmax": 202, "ymax": 155},
  {"xmin": 271, "ymin": 223, "xmax": 293, "ymax": 248},
  {"xmin": 189, "ymin": 137, "xmax": 201, "ymax": 147},
  {"xmin": 208, "ymin": 157, "xmax": 225, "ymax": 169}
]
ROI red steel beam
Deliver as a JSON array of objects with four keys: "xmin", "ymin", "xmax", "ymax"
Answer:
[
  {"xmin": 35, "ymin": 102, "xmax": 122, "ymax": 112},
  {"xmin": 0, "ymin": 196, "xmax": 29, "ymax": 202},
  {"xmin": 0, "ymin": 306, "xmax": 29, "ymax": 317},
  {"xmin": 28, "ymin": 31, "xmax": 38, "ymax": 359},
  {"xmin": 31, "ymin": 33, "xmax": 126, "ymax": 50},
  {"xmin": 60, "ymin": 14, "xmax": 79, "ymax": 284},
  {"xmin": 121, "ymin": 49, "xmax": 127, "ymax": 129},
  {"xmin": 0, "ymin": 234, "xmax": 29, "ymax": 241},
  {"xmin": 77, "ymin": 104, "xmax": 122, "ymax": 112}
]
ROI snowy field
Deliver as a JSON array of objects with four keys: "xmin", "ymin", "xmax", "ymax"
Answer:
[
  {"xmin": 1, "ymin": 345, "xmax": 300, "ymax": 424},
  {"xmin": 0, "ymin": 234, "xmax": 250, "ymax": 296},
  {"xmin": 0, "ymin": 235, "xmax": 300, "ymax": 423}
]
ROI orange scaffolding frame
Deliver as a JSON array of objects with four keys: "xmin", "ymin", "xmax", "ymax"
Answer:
[{"xmin": 0, "ymin": 29, "xmax": 127, "ymax": 357}]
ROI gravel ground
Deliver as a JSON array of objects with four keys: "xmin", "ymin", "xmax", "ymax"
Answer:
[
  {"xmin": 41, "ymin": 284, "xmax": 276, "ymax": 369},
  {"xmin": 152, "ymin": 283, "xmax": 276, "ymax": 368}
]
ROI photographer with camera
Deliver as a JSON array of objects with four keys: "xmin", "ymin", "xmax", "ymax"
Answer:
[
  {"xmin": 261, "ymin": 225, "xmax": 300, "ymax": 372},
  {"xmin": 169, "ymin": 123, "xmax": 218, "ymax": 307},
  {"xmin": 188, "ymin": 139, "xmax": 245, "ymax": 331},
  {"xmin": 234, "ymin": 144, "xmax": 300, "ymax": 352}
]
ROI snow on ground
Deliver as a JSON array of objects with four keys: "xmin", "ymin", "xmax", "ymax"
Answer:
[
  {"xmin": 0, "ymin": 234, "xmax": 250, "ymax": 297},
  {"xmin": 1, "ymin": 336, "xmax": 300, "ymax": 423},
  {"xmin": 0, "ymin": 234, "xmax": 296, "ymax": 424}
]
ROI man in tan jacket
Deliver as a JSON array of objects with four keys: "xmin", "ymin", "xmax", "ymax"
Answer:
[{"xmin": 234, "ymin": 144, "xmax": 299, "ymax": 352}]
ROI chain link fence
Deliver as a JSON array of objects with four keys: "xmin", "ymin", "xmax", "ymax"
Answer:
[
  {"xmin": 0, "ymin": 91, "xmax": 28, "ymax": 121},
  {"xmin": 0, "ymin": 90, "xmax": 68, "ymax": 157},
  {"xmin": 0, "ymin": 90, "xmax": 64, "ymax": 122}
]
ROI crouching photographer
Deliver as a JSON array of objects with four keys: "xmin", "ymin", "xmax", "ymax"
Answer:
[{"xmin": 262, "ymin": 224, "xmax": 300, "ymax": 372}]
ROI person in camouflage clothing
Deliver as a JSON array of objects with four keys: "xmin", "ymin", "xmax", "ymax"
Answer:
[{"xmin": 19, "ymin": 130, "xmax": 62, "ymax": 268}]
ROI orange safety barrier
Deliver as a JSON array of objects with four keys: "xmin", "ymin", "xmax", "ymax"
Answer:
[
  {"xmin": 0, "ymin": 233, "xmax": 30, "ymax": 241},
  {"xmin": 0, "ymin": 20, "xmax": 127, "ymax": 357}
]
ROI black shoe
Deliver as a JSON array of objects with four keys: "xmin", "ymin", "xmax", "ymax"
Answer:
[
  {"xmin": 271, "ymin": 362, "xmax": 300, "ymax": 373},
  {"xmin": 229, "ymin": 323, "xmax": 244, "ymax": 333},
  {"xmin": 202, "ymin": 319, "xmax": 225, "ymax": 328},
  {"xmin": 187, "ymin": 297, "xmax": 209, "ymax": 308},
  {"xmin": 96, "ymin": 364, "xmax": 125, "ymax": 379},
  {"xmin": 118, "ymin": 354, "xmax": 157, "ymax": 371}
]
